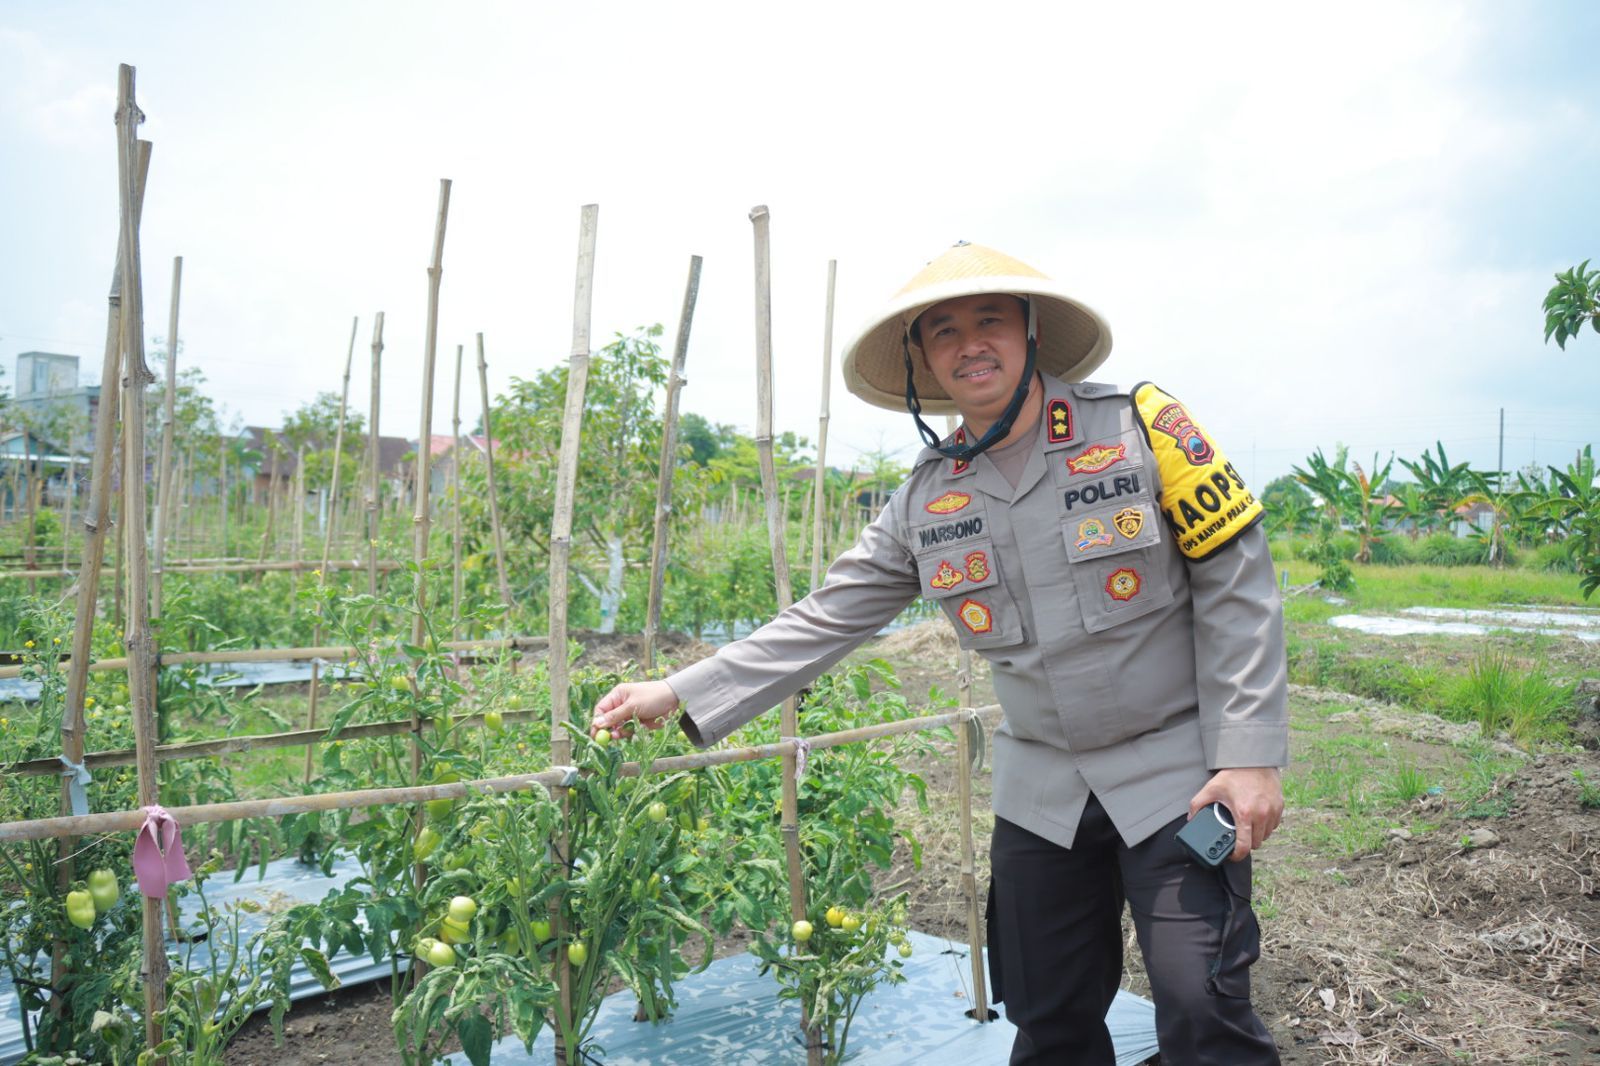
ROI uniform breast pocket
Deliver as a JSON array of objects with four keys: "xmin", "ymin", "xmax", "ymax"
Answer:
[
  {"xmin": 913, "ymin": 537, "xmax": 1024, "ymax": 650},
  {"xmin": 1060, "ymin": 501, "xmax": 1175, "ymax": 633}
]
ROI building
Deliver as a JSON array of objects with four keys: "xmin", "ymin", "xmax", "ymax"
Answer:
[{"xmin": 12, "ymin": 352, "xmax": 102, "ymax": 448}]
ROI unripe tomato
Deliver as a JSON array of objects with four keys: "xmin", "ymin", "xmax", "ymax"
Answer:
[
  {"xmin": 593, "ymin": 729, "xmax": 611, "ymax": 748},
  {"xmin": 841, "ymin": 914, "xmax": 862, "ymax": 933},
  {"xmin": 426, "ymin": 939, "xmax": 456, "ymax": 968},
  {"xmin": 389, "ymin": 675, "xmax": 412, "ymax": 693},
  {"xmin": 447, "ymin": 896, "xmax": 478, "ymax": 924},
  {"xmin": 66, "ymin": 889, "xmax": 96, "ymax": 930},
  {"xmin": 87, "ymin": 869, "xmax": 119, "ymax": 913},
  {"xmin": 567, "ymin": 941, "xmax": 588, "ymax": 965},
  {"xmin": 646, "ymin": 801, "xmax": 668, "ymax": 823},
  {"xmin": 483, "ymin": 710, "xmax": 505, "ymax": 734},
  {"xmin": 897, "ymin": 940, "xmax": 913, "ymax": 959},
  {"xmin": 696, "ymin": 816, "xmax": 710, "ymax": 832},
  {"xmin": 413, "ymin": 827, "xmax": 442, "ymax": 862},
  {"xmin": 791, "ymin": 920, "xmax": 814, "ymax": 942},
  {"xmin": 531, "ymin": 919, "xmax": 552, "ymax": 941},
  {"xmin": 440, "ymin": 916, "xmax": 471, "ymax": 945},
  {"xmin": 825, "ymin": 906, "xmax": 845, "ymax": 928},
  {"xmin": 425, "ymin": 797, "xmax": 454, "ymax": 820}
]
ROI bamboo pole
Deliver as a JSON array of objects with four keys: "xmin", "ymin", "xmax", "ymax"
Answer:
[
  {"xmin": 52, "ymin": 133, "xmax": 150, "ymax": 1029},
  {"xmin": 450, "ymin": 343, "xmax": 464, "ymax": 640},
  {"xmin": 0, "ymin": 559, "xmax": 400, "ymax": 582},
  {"xmin": 548, "ymin": 203, "xmax": 599, "ymax": 1066},
  {"xmin": 367, "ymin": 312, "xmax": 385, "ymax": 596},
  {"xmin": 305, "ymin": 316, "xmax": 359, "ymax": 783},
  {"xmin": 292, "ymin": 445, "xmax": 305, "ymax": 562},
  {"xmin": 62, "ymin": 432, "xmax": 76, "ymax": 571},
  {"xmin": 151, "ymin": 255, "xmax": 182, "ymax": 619},
  {"xmin": 218, "ymin": 442, "xmax": 227, "ymax": 557},
  {"xmin": 643, "ymin": 255, "xmax": 702, "ymax": 671},
  {"xmin": 475, "ymin": 334, "xmax": 512, "ymax": 612},
  {"xmin": 749, "ymin": 205, "xmax": 821, "ymax": 1065},
  {"xmin": 112, "ymin": 63, "xmax": 168, "ymax": 1062},
  {"xmin": 1, "ymin": 704, "xmax": 1003, "ymax": 843},
  {"xmin": 23, "ymin": 428, "xmax": 37, "ymax": 597},
  {"xmin": 809, "ymin": 260, "xmax": 836, "ymax": 592}
]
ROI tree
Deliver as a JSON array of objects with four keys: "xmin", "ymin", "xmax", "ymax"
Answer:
[
  {"xmin": 677, "ymin": 412, "xmax": 738, "ymax": 466},
  {"xmin": 279, "ymin": 391, "xmax": 366, "ymax": 494},
  {"xmin": 1260, "ymin": 476, "xmax": 1312, "ymax": 537},
  {"xmin": 1543, "ymin": 260, "xmax": 1600, "ymax": 350},
  {"xmin": 1397, "ymin": 442, "xmax": 1477, "ymax": 527},
  {"xmin": 1526, "ymin": 446, "xmax": 1600, "ymax": 597}
]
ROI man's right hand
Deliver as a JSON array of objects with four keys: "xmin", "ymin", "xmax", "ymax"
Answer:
[{"xmin": 590, "ymin": 680, "xmax": 680, "ymax": 737}]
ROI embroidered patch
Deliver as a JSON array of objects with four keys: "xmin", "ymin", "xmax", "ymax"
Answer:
[
  {"xmin": 951, "ymin": 427, "xmax": 969, "ymax": 475},
  {"xmin": 963, "ymin": 550, "xmax": 990, "ymax": 582},
  {"xmin": 1105, "ymin": 567, "xmax": 1142, "ymax": 602},
  {"xmin": 928, "ymin": 559, "xmax": 965, "ymax": 591},
  {"xmin": 924, "ymin": 491, "xmax": 972, "ymax": 515},
  {"xmin": 1066, "ymin": 442, "xmax": 1127, "ymax": 475},
  {"xmin": 1047, "ymin": 399, "xmax": 1074, "ymax": 443},
  {"xmin": 1149, "ymin": 402, "xmax": 1214, "ymax": 466},
  {"xmin": 916, "ymin": 516, "xmax": 985, "ymax": 550},
  {"xmin": 957, "ymin": 599, "xmax": 994, "ymax": 634},
  {"xmin": 1112, "ymin": 507, "xmax": 1145, "ymax": 539},
  {"xmin": 1075, "ymin": 518, "xmax": 1115, "ymax": 552}
]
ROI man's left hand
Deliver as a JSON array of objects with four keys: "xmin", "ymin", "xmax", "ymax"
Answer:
[{"xmin": 1188, "ymin": 767, "xmax": 1283, "ymax": 863}]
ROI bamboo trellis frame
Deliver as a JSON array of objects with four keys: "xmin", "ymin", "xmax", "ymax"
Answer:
[
  {"xmin": 475, "ymin": 333, "xmax": 512, "ymax": 612},
  {"xmin": 809, "ymin": 259, "xmax": 836, "ymax": 592},
  {"xmin": 151, "ymin": 254, "xmax": 182, "ymax": 620}
]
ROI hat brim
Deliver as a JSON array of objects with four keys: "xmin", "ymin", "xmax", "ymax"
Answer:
[{"xmin": 841, "ymin": 275, "xmax": 1113, "ymax": 414}]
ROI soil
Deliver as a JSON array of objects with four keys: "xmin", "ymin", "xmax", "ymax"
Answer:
[{"xmin": 227, "ymin": 622, "xmax": 1600, "ymax": 1065}]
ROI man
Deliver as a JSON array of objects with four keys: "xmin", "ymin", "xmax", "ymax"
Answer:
[{"xmin": 592, "ymin": 242, "xmax": 1287, "ymax": 1065}]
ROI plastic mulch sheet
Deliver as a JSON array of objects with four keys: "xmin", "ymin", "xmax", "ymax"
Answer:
[{"xmin": 490, "ymin": 929, "xmax": 1159, "ymax": 1065}]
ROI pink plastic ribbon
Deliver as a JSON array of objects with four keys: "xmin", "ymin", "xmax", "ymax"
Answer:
[{"xmin": 132, "ymin": 805, "xmax": 192, "ymax": 898}]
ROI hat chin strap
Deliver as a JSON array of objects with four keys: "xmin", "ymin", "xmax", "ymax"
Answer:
[{"xmin": 903, "ymin": 299, "xmax": 1037, "ymax": 463}]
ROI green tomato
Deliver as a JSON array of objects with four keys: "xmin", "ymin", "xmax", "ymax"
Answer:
[
  {"xmin": 567, "ymin": 941, "xmax": 588, "ymax": 965},
  {"xmin": 440, "ymin": 916, "xmax": 471, "ymax": 945},
  {"xmin": 413, "ymin": 826, "xmax": 442, "ymax": 862},
  {"xmin": 841, "ymin": 914, "xmax": 862, "ymax": 933},
  {"xmin": 483, "ymin": 710, "xmax": 505, "ymax": 734},
  {"xmin": 791, "ymin": 920, "xmax": 814, "ymax": 942},
  {"xmin": 448, "ymin": 896, "xmax": 478, "ymax": 924},
  {"xmin": 66, "ymin": 889, "xmax": 96, "ymax": 930},
  {"xmin": 646, "ymin": 801, "xmax": 668, "ymax": 823},
  {"xmin": 825, "ymin": 906, "xmax": 845, "ymax": 929},
  {"xmin": 389, "ymin": 675, "xmax": 412, "ymax": 693},
  {"xmin": 530, "ymin": 919, "xmax": 552, "ymax": 941},
  {"xmin": 425, "ymin": 797, "xmax": 454, "ymax": 820},
  {"xmin": 593, "ymin": 729, "xmax": 611, "ymax": 748},
  {"xmin": 897, "ymin": 940, "xmax": 913, "ymax": 959},
  {"xmin": 87, "ymin": 869, "xmax": 119, "ymax": 914},
  {"xmin": 425, "ymin": 939, "xmax": 456, "ymax": 968}
]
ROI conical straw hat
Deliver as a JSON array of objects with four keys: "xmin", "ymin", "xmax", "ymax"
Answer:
[{"xmin": 842, "ymin": 242, "xmax": 1112, "ymax": 414}]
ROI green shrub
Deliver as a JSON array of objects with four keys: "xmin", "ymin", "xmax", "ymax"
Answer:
[
  {"xmin": 1445, "ymin": 650, "xmax": 1572, "ymax": 745},
  {"xmin": 1415, "ymin": 533, "xmax": 1487, "ymax": 567},
  {"xmin": 1304, "ymin": 536, "xmax": 1354, "ymax": 591},
  {"xmin": 1369, "ymin": 536, "xmax": 1418, "ymax": 566},
  {"xmin": 1530, "ymin": 541, "xmax": 1580, "ymax": 574}
]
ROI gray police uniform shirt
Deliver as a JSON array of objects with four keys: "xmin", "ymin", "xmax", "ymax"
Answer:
[{"xmin": 666, "ymin": 374, "xmax": 1288, "ymax": 849}]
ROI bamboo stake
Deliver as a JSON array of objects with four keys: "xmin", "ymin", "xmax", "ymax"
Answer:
[
  {"xmin": 111, "ymin": 63, "xmax": 168, "ymax": 1062},
  {"xmin": 450, "ymin": 343, "xmax": 464, "ymax": 640},
  {"xmin": 151, "ymin": 255, "xmax": 182, "ymax": 619},
  {"xmin": 292, "ymin": 445, "xmax": 305, "ymax": 563},
  {"xmin": 548, "ymin": 203, "xmax": 599, "ymax": 1066},
  {"xmin": 643, "ymin": 255, "xmax": 701, "ymax": 671},
  {"xmin": 749, "ymin": 205, "xmax": 821, "ymax": 1065},
  {"xmin": 52, "ymin": 133, "xmax": 150, "ymax": 1029},
  {"xmin": 62, "ymin": 432, "xmax": 76, "ymax": 570},
  {"xmin": 0, "ymin": 559, "xmax": 399, "ymax": 582},
  {"xmin": 367, "ymin": 313, "xmax": 385, "ymax": 595},
  {"xmin": 305, "ymin": 316, "xmax": 359, "ymax": 783},
  {"xmin": 475, "ymin": 334, "xmax": 512, "ymax": 612},
  {"xmin": 218, "ymin": 441, "xmax": 227, "ymax": 557},
  {"xmin": 23, "ymin": 428, "xmax": 37, "ymax": 597},
  {"xmin": 809, "ymin": 260, "xmax": 836, "ymax": 591},
  {"xmin": 1, "ymin": 704, "xmax": 1003, "ymax": 843}
]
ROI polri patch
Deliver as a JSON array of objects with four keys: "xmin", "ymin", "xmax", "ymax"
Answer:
[
  {"xmin": 1066, "ymin": 442, "xmax": 1126, "ymax": 474},
  {"xmin": 1105, "ymin": 567, "xmax": 1142, "ymax": 602},
  {"xmin": 925, "ymin": 491, "xmax": 972, "ymax": 515},
  {"xmin": 1047, "ymin": 399, "xmax": 1074, "ymax": 443},
  {"xmin": 1113, "ymin": 507, "xmax": 1144, "ymax": 539},
  {"xmin": 927, "ymin": 559, "xmax": 964, "ymax": 591},
  {"xmin": 1075, "ymin": 517, "xmax": 1114, "ymax": 552},
  {"xmin": 1149, "ymin": 402, "xmax": 1214, "ymax": 466},
  {"xmin": 958, "ymin": 599, "xmax": 994, "ymax": 634}
]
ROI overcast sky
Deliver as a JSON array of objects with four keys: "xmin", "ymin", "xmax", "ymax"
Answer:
[{"xmin": 3, "ymin": 2, "xmax": 1598, "ymax": 488}]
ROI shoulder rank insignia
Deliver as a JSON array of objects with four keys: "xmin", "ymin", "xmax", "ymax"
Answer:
[
  {"xmin": 950, "ymin": 427, "xmax": 969, "ymax": 475},
  {"xmin": 1133, "ymin": 382, "xmax": 1264, "ymax": 562},
  {"xmin": 1112, "ymin": 506, "xmax": 1144, "ymax": 539},
  {"xmin": 925, "ymin": 491, "xmax": 971, "ymax": 515},
  {"xmin": 1066, "ymin": 442, "xmax": 1126, "ymax": 474},
  {"xmin": 1105, "ymin": 567, "xmax": 1141, "ymax": 601},
  {"xmin": 1047, "ymin": 398, "xmax": 1074, "ymax": 443},
  {"xmin": 957, "ymin": 599, "xmax": 993, "ymax": 634}
]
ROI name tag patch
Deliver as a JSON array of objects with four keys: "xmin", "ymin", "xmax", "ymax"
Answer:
[
  {"xmin": 1063, "ymin": 473, "xmax": 1141, "ymax": 511},
  {"xmin": 1105, "ymin": 567, "xmax": 1142, "ymax": 602},
  {"xmin": 917, "ymin": 516, "xmax": 985, "ymax": 550}
]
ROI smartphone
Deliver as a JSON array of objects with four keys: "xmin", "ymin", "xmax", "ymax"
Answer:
[{"xmin": 1176, "ymin": 802, "xmax": 1237, "ymax": 867}]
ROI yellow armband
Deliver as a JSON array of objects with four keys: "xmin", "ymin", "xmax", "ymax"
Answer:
[{"xmin": 1132, "ymin": 382, "xmax": 1263, "ymax": 561}]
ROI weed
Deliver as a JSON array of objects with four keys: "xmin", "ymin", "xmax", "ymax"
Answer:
[
  {"xmin": 1574, "ymin": 770, "xmax": 1600, "ymax": 810},
  {"xmin": 1445, "ymin": 650, "xmax": 1571, "ymax": 746},
  {"xmin": 1382, "ymin": 761, "xmax": 1431, "ymax": 806}
]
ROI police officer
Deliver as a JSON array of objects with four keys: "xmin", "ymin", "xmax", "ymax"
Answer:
[{"xmin": 592, "ymin": 242, "xmax": 1287, "ymax": 1065}]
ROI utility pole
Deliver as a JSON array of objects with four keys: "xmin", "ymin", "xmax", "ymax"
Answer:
[{"xmin": 1497, "ymin": 408, "xmax": 1505, "ymax": 492}]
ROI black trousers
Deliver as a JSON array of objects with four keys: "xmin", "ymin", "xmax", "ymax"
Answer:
[{"xmin": 987, "ymin": 796, "xmax": 1279, "ymax": 1066}]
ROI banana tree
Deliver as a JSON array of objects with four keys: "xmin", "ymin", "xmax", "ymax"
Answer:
[{"xmin": 1526, "ymin": 446, "xmax": 1600, "ymax": 596}]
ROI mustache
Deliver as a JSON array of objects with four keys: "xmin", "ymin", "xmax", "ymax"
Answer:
[{"xmin": 954, "ymin": 356, "xmax": 1000, "ymax": 377}]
